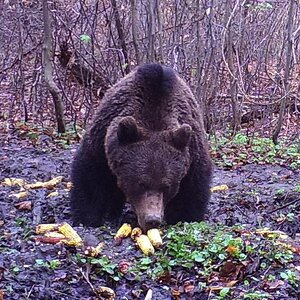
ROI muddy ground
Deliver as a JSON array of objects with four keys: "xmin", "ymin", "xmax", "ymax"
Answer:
[{"xmin": 0, "ymin": 136, "xmax": 299, "ymax": 300}]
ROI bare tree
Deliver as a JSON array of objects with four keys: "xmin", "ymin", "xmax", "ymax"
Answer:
[
  {"xmin": 130, "ymin": 0, "xmax": 141, "ymax": 65},
  {"xmin": 42, "ymin": 0, "xmax": 65, "ymax": 133},
  {"xmin": 111, "ymin": 0, "xmax": 130, "ymax": 74},
  {"xmin": 273, "ymin": 0, "xmax": 296, "ymax": 144}
]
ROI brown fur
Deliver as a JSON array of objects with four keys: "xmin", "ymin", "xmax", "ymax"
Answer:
[{"xmin": 70, "ymin": 64, "xmax": 212, "ymax": 231}]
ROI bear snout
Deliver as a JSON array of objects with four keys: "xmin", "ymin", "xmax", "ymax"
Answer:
[
  {"xmin": 133, "ymin": 191, "xmax": 164, "ymax": 232},
  {"xmin": 144, "ymin": 214, "xmax": 162, "ymax": 231}
]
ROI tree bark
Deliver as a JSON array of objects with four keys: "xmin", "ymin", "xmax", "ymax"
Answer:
[
  {"xmin": 225, "ymin": 0, "xmax": 240, "ymax": 135},
  {"xmin": 130, "ymin": 0, "xmax": 141, "ymax": 65},
  {"xmin": 42, "ymin": 0, "xmax": 65, "ymax": 133},
  {"xmin": 110, "ymin": 0, "xmax": 130, "ymax": 74},
  {"xmin": 272, "ymin": 0, "xmax": 296, "ymax": 144}
]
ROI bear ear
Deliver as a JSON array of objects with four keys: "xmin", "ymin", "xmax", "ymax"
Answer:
[
  {"xmin": 117, "ymin": 116, "xmax": 140, "ymax": 144},
  {"xmin": 170, "ymin": 124, "xmax": 192, "ymax": 151}
]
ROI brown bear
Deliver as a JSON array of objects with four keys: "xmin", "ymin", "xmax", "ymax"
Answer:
[{"xmin": 70, "ymin": 64, "xmax": 212, "ymax": 232}]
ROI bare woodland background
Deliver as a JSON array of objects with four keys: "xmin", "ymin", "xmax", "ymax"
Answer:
[{"xmin": 0, "ymin": 0, "xmax": 299, "ymax": 143}]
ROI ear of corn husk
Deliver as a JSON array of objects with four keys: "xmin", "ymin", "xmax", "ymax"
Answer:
[
  {"xmin": 114, "ymin": 223, "xmax": 132, "ymax": 239},
  {"xmin": 136, "ymin": 235, "xmax": 155, "ymax": 255},
  {"xmin": 84, "ymin": 242, "xmax": 104, "ymax": 257},
  {"xmin": 58, "ymin": 222, "xmax": 83, "ymax": 246},
  {"xmin": 131, "ymin": 227, "xmax": 142, "ymax": 241},
  {"xmin": 96, "ymin": 286, "xmax": 116, "ymax": 300},
  {"xmin": 147, "ymin": 229, "xmax": 163, "ymax": 248},
  {"xmin": 36, "ymin": 224, "xmax": 59, "ymax": 234}
]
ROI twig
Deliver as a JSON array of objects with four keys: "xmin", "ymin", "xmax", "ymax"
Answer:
[
  {"xmin": 79, "ymin": 265, "xmax": 98, "ymax": 296},
  {"xmin": 270, "ymin": 197, "xmax": 300, "ymax": 213}
]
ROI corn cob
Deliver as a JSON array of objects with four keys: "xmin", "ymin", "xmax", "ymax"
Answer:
[
  {"xmin": 25, "ymin": 176, "xmax": 63, "ymax": 190},
  {"xmin": 3, "ymin": 178, "xmax": 25, "ymax": 187},
  {"xmin": 44, "ymin": 232, "xmax": 66, "ymax": 239},
  {"xmin": 210, "ymin": 184, "xmax": 229, "ymax": 192},
  {"xmin": 136, "ymin": 235, "xmax": 155, "ymax": 255},
  {"xmin": 36, "ymin": 223, "xmax": 59, "ymax": 234},
  {"xmin": 147, "ymin": 229, "xmax": 163, "ymax": 248},
  {"xmin": 58, "ymin": 222, "xmax": 83, "ymax": 246},
  {"xmin": 114, "ymin": 223, "xmax": 132, "ymax": 239},
  {"xmin": 10, "ymin": 191, "xmax": 29, "ymax": 199},
  {"xmin": 96, "ymin": 286, "xmax": 116, "ymax": 300},
  {"xmin": 131, "ymin": 227, "xmax": 142, "ymax": 241},
  {"xmin": 34, "ymin": 236, "xmax": 66, "ymax": 245},
  {"xmin": 84, "ymin": 242, "xmax": 104, "ymax": 257}
]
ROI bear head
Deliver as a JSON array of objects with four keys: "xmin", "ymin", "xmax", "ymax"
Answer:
[{"xmin": 105, "ymin": 116, "xmax": 192, "ymax": 232}]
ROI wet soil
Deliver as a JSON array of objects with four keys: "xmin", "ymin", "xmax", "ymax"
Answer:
[{"xmin": 0, "ymin": 138, "xmax": 299, "ymax": 300}]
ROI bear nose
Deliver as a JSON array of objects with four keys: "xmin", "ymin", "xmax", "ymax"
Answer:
[{"xmin": 144, "ymin": 215, "xmax": 161, "ymax": 230}]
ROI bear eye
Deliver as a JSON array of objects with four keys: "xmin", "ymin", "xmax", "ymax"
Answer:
[
  {"xmin": 138, "ymin": 182, "xmax": 148, "ymax": 189},
  {"xmin": 160, "ymin": 184, "xmax": 170, "ymax": 193}
]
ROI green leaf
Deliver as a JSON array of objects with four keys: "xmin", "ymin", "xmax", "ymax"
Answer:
[{"xmin": 80, "ymin": 34, "xmax": 91, "ymax": 44}]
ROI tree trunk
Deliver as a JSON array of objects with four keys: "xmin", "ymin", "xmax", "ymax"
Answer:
[
  {"xmin": 130, "ymin": 0, "xmax": 141, "ymax": 65},
  {"xmin": 272, "ymin": 0, "xmax": 296, "ymax": 144},
  {"xmin": 111, "ymin": 0, "xmax": 130, "ymax": 74},
  {"xmin": 225, "ymin": 0, "xmax": 240, "ymax": 135},
  {"xmin": 42, "ymin": 0, "xmax": 65, "ymax": 133}
]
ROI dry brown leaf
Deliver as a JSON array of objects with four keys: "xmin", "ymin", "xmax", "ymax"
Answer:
[
  {"xmin": 171, "ymin": 288, "xmax": 181, "ymax": 299},
  {"xmin": 226, "ymin": 245, "xmax": 238, "ymax": 256},
  {"xmin": 65, "ymin": 181, "xmax": 73, "ymax": 190},
  {"xmin": 118, "ymin": 260, "xmax": 130, "ymax": 274},
  {"xmin": 15, "ymin": 200, "xmax": 32, "ymax": 211},
  {"xmin": 264, "ymin": 279, "xmax": 284, "ymax": 291},
  {"xmin": 34, "ymin": 236, "xmax": 66, "ymax": 244}
]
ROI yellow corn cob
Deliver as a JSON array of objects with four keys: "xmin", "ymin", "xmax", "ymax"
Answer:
[
  {"xmin": 114, "ymin": 223, "xmax": 132, "ymax": 239},
  {"xmin": 36, "ymin": 223, "xmax": 59, "ymax": 234},
  {"xmin": 44, "ymin": 232, "xmax": 66, "ymax": 239},
  {"xmin": 84, "ymin": 242, "xmax": 104, "ymax": 257},
  {"xmin": 3, "ymin": 178, "xmax": 25, "ymax": 187},
  {"xmin": 96, "ymin": 286, "xmax": 116, "ymax": 300},
  {"xmin": 136, "ymin": 235, "xmax": 155, "ymax": 255},
  {"xmin": 58, "ymin": 222, "xmax": 83, "ymax": 246},
  {"xmin": 147, "ymin": 229, "xmax": 163, "ymax": 248},
  {"xmin": 131, "ymin": 227, "xmax": 142, "ymax": 241},
  {"xmin": 210, "ymin": 184, "xmax": 229, "ymax": 192},
  {"xmin": 9, "ymin": 191, "xmax": 29, "ymax": 199}
]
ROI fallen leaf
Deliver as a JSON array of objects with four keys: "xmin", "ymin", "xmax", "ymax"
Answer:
[
  {"xmin": 65, "ymin": 181, "xmax": 73, "ymax": 190},
  {"xmin": 171, "ymin": 288, "xmax": 181, "ymax": 299},
  {"xmin": 183, "ymin": 282, "xmax": 195, "ymax": 293},
  {"xmin": 255, "ymin": 228, "xmax": 288, "ymax": 239},
  {"xmin": 15, "ymin": 200, "xmax": 32, "ymax": 211},
  {"xmin": 264, "ymin": 279, "xmax": 284, "ymax": 291},
  {"xmin": 34, "ymin": 236, "xmax": 66, "ymax": 244},
  {"xmin": 226, "ymin": 245, "xmax": 238, "ymax": 256},
  {"xmin": 118, "ymin": 260, "xmax": 130, "ymax": 274}
]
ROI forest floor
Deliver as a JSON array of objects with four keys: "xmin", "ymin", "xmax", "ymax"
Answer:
[{"xmin": 0, "ymin": 124, "xmax": 299, "ymax": 300}]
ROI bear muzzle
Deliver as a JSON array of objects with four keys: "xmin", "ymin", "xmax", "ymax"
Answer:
[{"xmin": 133, "ymin": 191, "xmax": 164, "ymax": 232}]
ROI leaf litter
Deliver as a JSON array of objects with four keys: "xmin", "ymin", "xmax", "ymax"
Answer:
[{"xmin": 0, "ymin": 133, "xmax": 299, "ymax": 300}]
